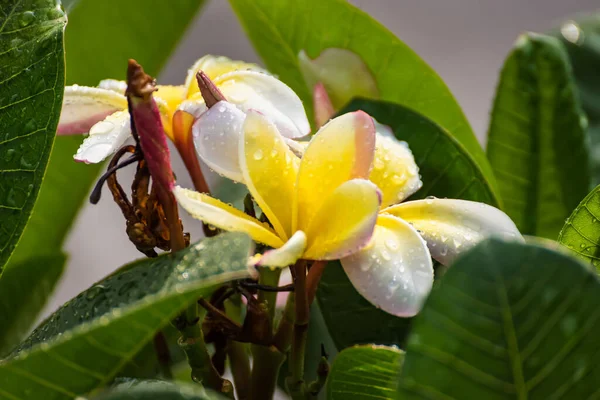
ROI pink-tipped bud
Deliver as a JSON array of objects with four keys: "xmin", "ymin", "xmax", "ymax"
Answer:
[
  {"xmin": 196, "ymin": 71, "xmax": 226, "ymax": 108},
  {"xmin": 126, "ymin": 60, "xmax": 175, "ymax": 192},
  {"xmin": 313, "ymin": 82, "xmax": 335, "ymax": 128}
]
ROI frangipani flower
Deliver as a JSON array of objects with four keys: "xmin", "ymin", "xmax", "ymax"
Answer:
[
  {"xmin": 177, "ymin": 101, "xmax": 521, "ymax": 317},
  {"xmin": 175, "ymin": 110, "xmax": 381, "ymax": 267},
  {"xmin": 58, "ymin": 55, "xmax": 310, "ymax": 168}
]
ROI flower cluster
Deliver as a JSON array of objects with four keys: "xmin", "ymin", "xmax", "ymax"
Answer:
[{"xmin": 60, "ymin": 55, "xmax": 521, "ymax": 317}]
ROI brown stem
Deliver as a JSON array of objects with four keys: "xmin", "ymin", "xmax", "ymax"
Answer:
[
  {"xmin": 158, "ymin": 189, "xmax": 186, "ymax": 252},
  {"xmin": 153, "ymin": 331, "xmax": 173, "ymax": 379},
  {"xmin": 229, "ymin": 341, "xmax": 251, "ymax": 400},
  {"xmin": 306, "ymin": 260, "xmax": 327, "ymax": 305}
]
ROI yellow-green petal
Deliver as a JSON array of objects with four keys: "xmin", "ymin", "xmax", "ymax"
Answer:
[
  {"xmin": 295, "ymin": 111, "xmax": 376, "ymax": 232},
  {"xmin": 303, "ymin": 179, "xmax": 381, "ymax": 260},
  {"xmin": 240, "ymin": 111, "xmax": 300, "ymax": 240},
  {"xmin": 174, "ymin": 186, "xmax": 284, "ymax": 248}
]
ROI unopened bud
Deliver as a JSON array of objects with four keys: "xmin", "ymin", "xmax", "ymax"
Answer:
[
  {"xmin": 126, "ymin": 59, "xmax": 175, "ymax": 192},
  {"xmin": 196, "ymin": 71, "xmax": 226, "ymax": 108},
  {"xmin": 313, "ymin": 82, "xmax": 335, "ymax": 128}
]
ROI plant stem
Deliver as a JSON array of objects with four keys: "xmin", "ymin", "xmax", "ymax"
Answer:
[
  {"xmin": 178, "ymin": 307, "xmax": 234, "ymax": 397},
  {"xmin": 228, "ymin": 341, "xmax": 251, "ymax": 400},
  {"xmin": 153, "ymin": 331, "xmax": 173, "ymax": 379},
  {"xmin": 288, "ymin": 260, "xmax": 309, "ymax": 396},
  {"xmin": 250, "ymin": 268, "xmax": 283, "ymax": 400},
  {"xmin": 257, "ymin": 269, "xmax": 282, "ymax": 321},
  {"xmin": 306, "ymin": 261, "xmax": 326, "ymax": 305}
]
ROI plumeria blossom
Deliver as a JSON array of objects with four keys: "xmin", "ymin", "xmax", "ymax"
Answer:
[
  {"xmin": 58, "ymin": 55, "xmax": 310, "ymax": 168},
  {"xmin": 175, "ymin": 110, "xmax": 381, "ymax": 267},
  {"xmin": 176, "ymin": 96, "xmax": 521, "ymax": 317}
]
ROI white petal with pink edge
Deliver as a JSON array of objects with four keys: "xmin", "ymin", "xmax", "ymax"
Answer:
[{"xmin": 59, "ymin": 85, "xmax": 127, "ymax": 135}]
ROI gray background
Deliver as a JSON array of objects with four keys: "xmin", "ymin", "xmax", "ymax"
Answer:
[{"xmin": 46, "ymin": 0, "xmax": 599, "ymax": 315}]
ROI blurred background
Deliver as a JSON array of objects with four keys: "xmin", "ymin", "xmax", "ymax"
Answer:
[{"xmin": 45, "ymin": 0, "xmax": 599, "ymax": 315}]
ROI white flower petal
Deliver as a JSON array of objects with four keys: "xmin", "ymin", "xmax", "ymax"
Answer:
[
  {"xmin": 215, "ymin": 70, "xmax": 310, "ymax": 139},
  {"xmin": 192, "ymin": 101, "xmax": 246, "ymax": 182},
  {"xmin": 384, "ymin": 198, "xmax": 523, "ymax": 265},
  {"xmin": 98, "ymin": 79, "xmax": 127, "ymax": 94},
  {"xmin": 59, "ymin": 86, "xmax": 127, "ymax": 135},
  {"xmin": 183, "ymin": 55, "xmax": 267, "ymax": 97},
  {"xmin": 254, "ymin": 231, "xmax": 307, "ymax": 268},
  {"xmin": 341, "ymin": 215, "xmax": 434, "ymax": 317},
  {"xmin": 73, "ymin": 111, "xmax": 131, "ymax": 164},
  {"xmin": 178, "ymin": 99, "xmax": 208, "ymax": 119}
]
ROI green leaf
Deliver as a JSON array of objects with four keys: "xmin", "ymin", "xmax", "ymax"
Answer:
[
  {"xmin": 0, "ymin": 253, "xmax": 65, "ymax": 356},
  {"xmin": 317, "ymin": 98, "xmax": 499, "ymax": 350},
  {"xmin": 398, "ymin": 238, "xmax": 600, "ymax": 399},
  {"xmin": 5, "ymin": 0, "xmax": 206, "ymax": 266},
  {"xmin": 0, "ymin": 0, "xmax": 66, "ymax": 271},
  {"xmin": 0, "ymin": 1, "xmax": 207, "ymax": 352},
  {"xmin": 486, "ymin": 33, "xmax": 590, "ymax": 239},
  {"xmin": 552, "ymin": 15, "xmax": 600, "ymax": 185},
  {"xmin": 227, "ymin": 0, "xmax": 498, "ymax": 195},
  {"xmin": 327, "ymin": 345, "xmax": 404, "ymax": 400},
  {"xmin": 558, "ymin": 184, "xmax": 600, "ymax": 268},
  {"xmin": 92, "ymin": 380, "xmax": 223, "ymax": 400},
  {"xmin": 0, "ymin": 233, "xmax": 253, "ymax": 400}
]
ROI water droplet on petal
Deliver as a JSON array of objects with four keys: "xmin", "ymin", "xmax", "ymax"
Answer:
[{"xmin": 253, "ymin": 149, "xmax": 264, "ymax": 160}]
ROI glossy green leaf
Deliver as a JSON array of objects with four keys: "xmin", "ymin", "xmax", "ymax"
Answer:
[
  {"xmin": 5, "ymin": 0, "xmax": 206, "ymax": 266},
  {"xmin": 486, "ymin": 33, "xmax": 590, "ymax": 239},
  {"xmin": 0, "ymin": 253, "xmax": 65, "ymax": 356},
  {"xmin": 92, "ymin": 380, "xmax": 223, "ymax": 400},
  {"xmin": 558, "ymin": 184, "xmax": 600, "ymax": 268},
  {"xmin": 0, "ymin": 0, "xmax": 66, "ymax": 271},
  {"xmin": 0, "ymin": 233, "xmax": 253, "ymax": 400},
  {"xmin": 317, "ymin": 98, "xmax": 498, "ymax": 350},
  {"xmin": 398, "ymin": 238, "xmax": 600, "ymax": 399},
  {"xmin": 327, "ymin": 345, "xmax": 404, "ymax": 400},
  {"xmin": 227, "ymin": 0, "xmax": 498, "ymax": 195},
  {"xmin": 553, "ymin": 15, "xmax": 600, "ymax": 185}
]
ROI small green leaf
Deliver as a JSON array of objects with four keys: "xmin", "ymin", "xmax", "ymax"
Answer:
[
  {"xmin": 558, "ymin": 184, "xmax": 600, "ymax": 268},
  {"xmin": 552, "ymin": 15, "xmax": 600, "ymax": 185},
  {"xmin": 486, "ymin": 33, "xmax": 590, "ymax": 239},
  {"xmin": 92, "ymin": 380, "xmax": 224, "ymax": 400},
  {"xmin": 5, "ymin": 0, "xmax": 207, "ymax": 267},
  {"xmin": 0, "ymin": 254, "xmax": 65, "ymax": 356},
  {"xmin": 227, "ymin": 0, "xmax": 498, "ymax": 194},
  {"xmin": 0, "ymin": 0, "xmax": 66, "ymax": 271},
  {"xmin": 398, "ymin": 238, "xmax": 600, "ymax": 399},
  {"xmin": 0, "ymin": 233, "xmax": 253, "ymax": 400},
  {"xmin": 317, "ymin": 99, "xmax": 498, "ymax": 350},
  {"xmin": 327, "ymin": 345, "xmax": 404, "ymax": 400}
]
